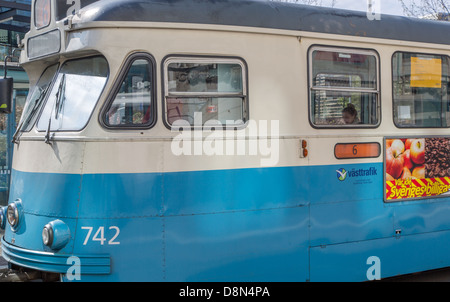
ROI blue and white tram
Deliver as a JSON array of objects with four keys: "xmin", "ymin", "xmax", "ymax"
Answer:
[{"xmin": 1, "ymin": 0, "xmax": 450, "ymax": 281}]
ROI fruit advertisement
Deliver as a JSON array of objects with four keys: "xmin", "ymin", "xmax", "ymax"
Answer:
[{"xmin": 385, "ymin": 137, "xmax": 450, "ymax": 201}]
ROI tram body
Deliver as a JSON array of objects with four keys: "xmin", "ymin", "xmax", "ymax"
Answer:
[{"xmin": 1, "ymin": 0, "xmax": 450, "ymax": 281}]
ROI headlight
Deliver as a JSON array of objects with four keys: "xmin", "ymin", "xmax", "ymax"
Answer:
[
  {"xmin": 42, "ymin": 220, "xmax": 70, "ymax": 250},
  {"xmin": 7, "ymin": 202, "xmax": 19, "ymax": 227},
  {"xmin": 42, "ymin": 223, "xmax": 53, "ymax": 246},
  {"xmin": 6, "ymin": 199, "xmax": 23, "ymax": 231}
]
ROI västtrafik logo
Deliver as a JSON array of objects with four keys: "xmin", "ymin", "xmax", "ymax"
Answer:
[{"xmin": 336, "ymin": 168, "xmax": 347, "ymax": 181}]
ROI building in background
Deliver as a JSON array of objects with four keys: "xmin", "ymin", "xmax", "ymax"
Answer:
[{"xmin": 0, "ymin": 0, "xmax": 30, "ymax": 205}]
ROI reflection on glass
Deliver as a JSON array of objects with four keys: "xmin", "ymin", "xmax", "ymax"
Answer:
[
  {"xmin": 166, "ymin": 60, "xmax": 246, "ymax": 126},
  {"xmin": 167, "ymin": 63, "xmax": 243, "ymax": 93},
  {"xmin": 37, "ymin": 56, "xmax": 108, "ymax": 131},
  {"xmin": 35, "ymin": 0, "xmax": 51, "ymax": 28}
]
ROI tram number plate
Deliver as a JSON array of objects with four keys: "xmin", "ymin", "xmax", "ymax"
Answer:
[
  {"xmin": 81, "ymin": 226, "xmax": 120, "ymax": 245},
  {"xmin": 334, "ymin": 143, "xmax": 381, "ymax": 159}
]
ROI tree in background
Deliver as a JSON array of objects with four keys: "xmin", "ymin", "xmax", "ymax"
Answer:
[{"xmin": 398, "ymin": 0, "xmax": 450, "ymax": 20}]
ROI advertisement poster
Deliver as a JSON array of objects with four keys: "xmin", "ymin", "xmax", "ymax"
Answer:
[{"xmin": 385, "ymin": 137, "xmax": 450, "ymax": 201}]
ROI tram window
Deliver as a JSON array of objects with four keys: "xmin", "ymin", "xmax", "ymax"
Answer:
[
  {"xmin": 19, "ymin": 64, "xmax": 58, "ymax": 132},
  {"xmin": 393, "ymin": 52, "xmax": 450, "ymax": 128},
  {"xmin": 309, "ymin": 47, "xmax": 380, "ymax": 127},
  {"xmin": 103, "ymin": 56, "xmax": 155, "ymax": 128},
  {"xmin": 164, "ymin": 57, "xmax": 247, "ymax": 128},
  {"xmin": 35, "ymin": 0, "xmax": 51, "ymax": 29},
  {"xmin": 36, "ymin": 56, "xmax": 108, "ymax": 132}
]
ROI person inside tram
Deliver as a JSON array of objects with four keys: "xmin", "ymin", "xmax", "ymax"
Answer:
[{"xmin": 342, "ymin": 103, "xmax": 359, "ymax": 124}]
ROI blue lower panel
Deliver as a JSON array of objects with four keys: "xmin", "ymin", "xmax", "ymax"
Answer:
[
  {"xmin": 9, "ymin": 169, "xmax": 81, "ymax": 217},
  {"xmin": 10, "ymin": 163, "xmax": 450, "ymax": 281},
  {"xmin": 163, "ymin": 167, "xmax": 309, "ymax": 215},
  {"xmin": 164, "ymin": 206, "xmax": 309, "ymax": 281},
  {"xmin": 310, "ymin": 230, "xmax": 450, "ymax": 281},
  {"xmin": 310, "ymin": 199, "xmax": 394, "ymax": 246},
  {"xmin": 392, "ymin": 199, "xmax": 450, "ymax": 236}
]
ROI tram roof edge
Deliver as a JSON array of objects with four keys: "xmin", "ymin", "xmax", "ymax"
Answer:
[{"xmin": 77, "ymin": 0, "xmax": 450, "ymax": 46}]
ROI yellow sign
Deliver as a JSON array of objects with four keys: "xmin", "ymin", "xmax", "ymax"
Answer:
[
  {"xmin": 410, "ymin": 57, "xmax": 441, "ymax": 88},
  {"xmin": 386, "ymin": 178, "xmax": 450, "ymax": 200}
]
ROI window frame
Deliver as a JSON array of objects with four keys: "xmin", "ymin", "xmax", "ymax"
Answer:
[
  {"xmin": 161, "ymin": 55, "xmax": 249, "ymax": 130},
  {"xmin": 391, "ymin": 51, "xmax": 450, "ymax": 129},
  {"xmin": 308, "ymin": 45, "xmax": 381, "ymax": 129},
  {"xmin": 100, "ymin": 52, "xmax": 157, "ymax": 130}
]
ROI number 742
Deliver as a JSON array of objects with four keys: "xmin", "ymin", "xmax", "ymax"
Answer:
[{"xmin": 81, "ymin": 226, "xmax": 120, "ymax": 245}]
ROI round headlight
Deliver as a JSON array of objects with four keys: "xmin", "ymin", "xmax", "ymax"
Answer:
[
  {"xmin": 42, "ymin": 223, "xmax": 53, "ymax": 247},
  {"xmin": 42, "ymin": 220, "xmax": 70, "ymax": 250},
  {"xmin": 7, "ymin": 203, "xmax": 19, "ymax": 227}
]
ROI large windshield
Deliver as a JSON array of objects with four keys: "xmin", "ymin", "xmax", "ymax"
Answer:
[
  {"xmin": 37, "ymin": 56, "xmax": 108, "ymax": 131},
  {"xmin": 19, "ymin": 64, "xmax": 58, "ymax": 132}
]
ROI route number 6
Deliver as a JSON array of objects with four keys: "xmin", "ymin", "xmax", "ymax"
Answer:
[{"xmin": 82, "ymin": 226, "xmax": 120, "ymax": 245}]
